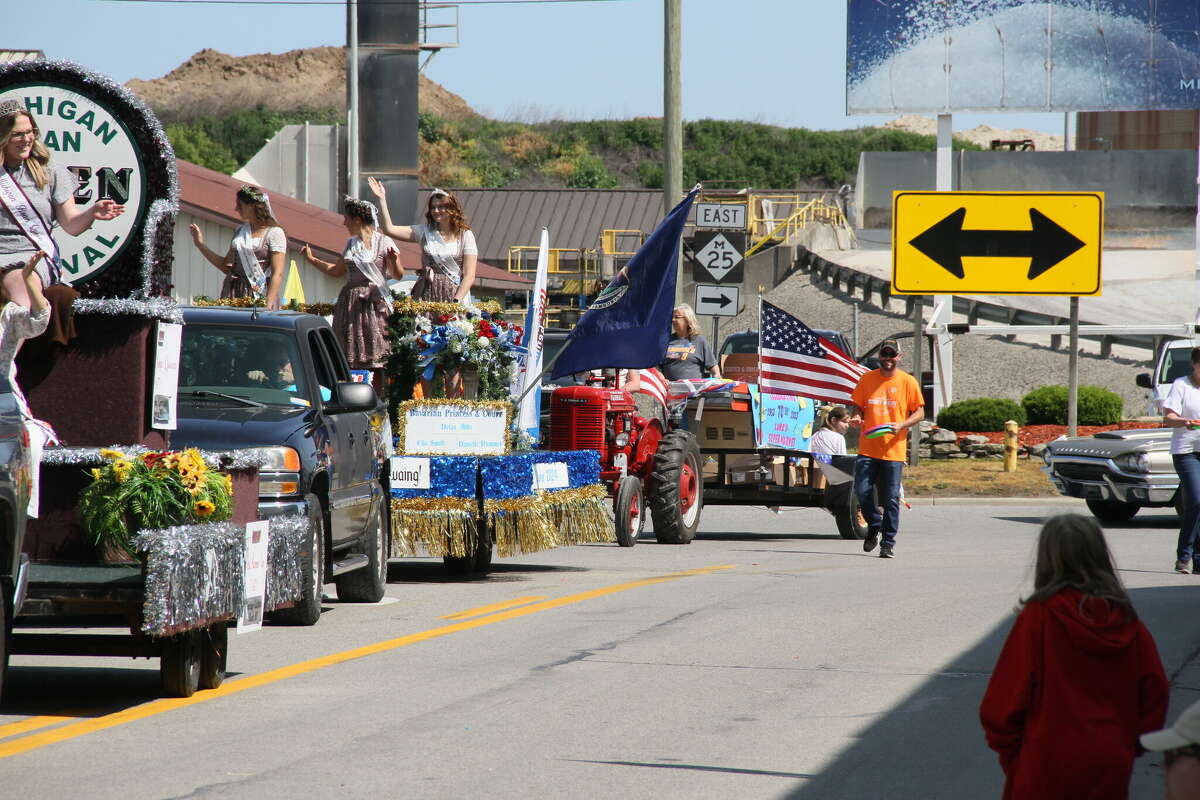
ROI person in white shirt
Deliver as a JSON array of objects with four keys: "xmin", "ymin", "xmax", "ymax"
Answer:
[
  {"xmin": 367, "ymin": 178, "xmax": 477, "ymax": 303},
  {"xmin": 1162, "ymin": 345, "xmax": 1200, "ymax": 574},
  {"xmin": 810, "ymin": 405, "xmax": 849, "ymax": 456}
]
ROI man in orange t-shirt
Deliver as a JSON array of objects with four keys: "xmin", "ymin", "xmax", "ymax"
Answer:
[{"xmin": 849, "ymin": 338, "xmax": 924, "ymax": 559}]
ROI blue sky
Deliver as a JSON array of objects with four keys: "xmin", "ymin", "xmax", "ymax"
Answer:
[{"xmin": 7, "ymin": 0, "xmax": 1070, "ymax": 136}]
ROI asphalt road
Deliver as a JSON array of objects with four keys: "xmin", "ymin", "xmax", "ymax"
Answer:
[{"xmin": 1, "ymin": 500, "xmax": 1195, "ymax": 799}]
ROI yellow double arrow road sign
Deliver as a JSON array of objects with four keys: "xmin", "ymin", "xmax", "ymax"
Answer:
[{"xmin": 892, "ymin": 191, "xmax": 1104, "ymax": 296}]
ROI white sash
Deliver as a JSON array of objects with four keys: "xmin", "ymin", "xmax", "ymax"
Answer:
[
  {"xmin": 232, "ymin": 225, "xmax": 268, "ymax": 295},
  {"xmin": 423, "ymin": 227, "xmax": 463, "ymax": 285},
  {"xmin": 349, "ymin": 231, "xmax": 393, "ymax": 314},
  {"xmin": 0, "ymin": 167, "xmax": 59, "ymax": 263}
]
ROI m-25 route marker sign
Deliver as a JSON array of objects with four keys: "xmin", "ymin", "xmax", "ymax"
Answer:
[
  {"xmin": 690, "ymin": 230, "xmax": 746, "ymax": 284},
  {"xmin": 892, "ymin": 191, "xmax": 1104, "ymax": 295}
]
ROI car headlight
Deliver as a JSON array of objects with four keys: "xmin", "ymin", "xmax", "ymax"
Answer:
[
  {"xmin": 614, "ymin": 431, "xmax": 630, "ymax": 448},
  {"xmin": 1043, "ymin": 448, "xmax": 1054, "ymax": 466},
  {"xmin": 1115, "ymin": 452, "xmax": 1151, "ymax": 473},
  {"xmin": 259, "ymin": 446, "xmax": 301, "ymax": 497}
]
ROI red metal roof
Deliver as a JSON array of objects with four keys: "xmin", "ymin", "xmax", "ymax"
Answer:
[{"xmin": 176, "ymin": 159, "xmax": 529, "ymax": 291}]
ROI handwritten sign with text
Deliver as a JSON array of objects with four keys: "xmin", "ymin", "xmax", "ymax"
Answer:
[
  {"xmin": 401, "ymin": 402, "xmax": 509, "ymax": 456},
  {"xmin": 749, "ymin": 389, "xmax": 814, "ymax": 450}
]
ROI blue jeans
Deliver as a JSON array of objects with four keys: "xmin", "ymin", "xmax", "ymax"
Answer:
[
  {"xmin": 1173, "ymin": 453, "xmax": 1200, "ymax": 566},
  {"xmin": 854, "ymin": 456, "xmax": 904, "ymax": 548}
]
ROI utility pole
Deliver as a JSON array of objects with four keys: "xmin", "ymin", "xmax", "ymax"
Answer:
[
  {"xmin": 348, "ymin": 0, "xmax": 359, "ymax": 198},
  {"xmin": 664, "ymin": 0, "xmax": 683, "ymax": 303}
]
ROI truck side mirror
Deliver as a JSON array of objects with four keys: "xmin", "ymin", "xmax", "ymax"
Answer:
[
  {"xmin": 326, "ymin": 381, "xmax": 378, "ymax": 413},
  {"xmin": 1135, "ymin": 373, "xmax": 1153, "ymax": 389}
]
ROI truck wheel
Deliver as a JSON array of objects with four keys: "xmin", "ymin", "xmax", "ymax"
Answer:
[
  {"xmin": 1086, "ymin": 498, "xmax": 1140, "ymax": 523},
  {"xmin": 198, "ymin": 623, "xmax": 227, "ymax": 690},
  {"xmin": 614, "ymin": 475, "xmax": 644, "ymax": 547},
  {"xmin": 272, "ymin": 494, "xmax": 325, "ymax": 626},
  {"xmin": 161, "ymin": 630, "xmax": 202, "ymax": 698},
  {"xmin": 650, "ymin": 430, "xmax": 702, "ymax": 544},
  {"xmin": 833, "ymin": 489, "xmax": 869, "ymax": 540},
  {"xmin": 0, "ymin": 577, "xmax": 10, "ymax": 702},
  {"xmin": 336, "ymin": 488, "xmax": 389, "ymax": 603}
]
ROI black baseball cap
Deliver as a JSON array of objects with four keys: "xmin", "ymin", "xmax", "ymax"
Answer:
[{"xmin": 879, "ymin": 339, "xmax": 901, "ymax": 356}]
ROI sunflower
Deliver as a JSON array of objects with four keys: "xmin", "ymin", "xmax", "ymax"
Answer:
[
  {"xmin": 99, "ymin": 448, "xmax": 127, "ymax": 461},
  {"xmin": 193, "ymin": 500, "xmax": 216, "ymax": 517},
  {"xmin": 112, "ymin": 460, "xmax": 133, "ymax": 482},
  {"xmin": 90, "ymin": 467, "xmax": 102, "ymax": 481}
]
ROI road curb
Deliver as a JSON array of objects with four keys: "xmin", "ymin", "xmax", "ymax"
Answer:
[{"xmin": 904, "ymin": 496, "xmax": 1085, "ymax": 506}]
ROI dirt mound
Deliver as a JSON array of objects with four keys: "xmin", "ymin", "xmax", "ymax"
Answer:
[
  {"xmin": 126, "ymin": 46, "xmax": 479, "ymax": 122},
  {"xmin": 884, "ymin": 114, "xmax": 1064, "ymax": 151}
]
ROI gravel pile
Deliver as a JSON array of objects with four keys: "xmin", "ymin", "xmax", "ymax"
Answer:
[{"xmin": 714, "ymin": 265, "xmax": 1152, "ymax": 421}]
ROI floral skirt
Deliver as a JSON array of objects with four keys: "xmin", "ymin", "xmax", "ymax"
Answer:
[
  {"xmin": 220, "ymin": 271, "xmax": 251, "ymax": 299},
  {"xmin": 333, "ymin": 285, "xmax": 391, "ymax": 369},
  {"xmin": 411, "ymin": 270, "xmax": 457, "ymax": 302}
]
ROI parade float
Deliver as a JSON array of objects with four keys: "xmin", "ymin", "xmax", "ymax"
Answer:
[
  {"xmin": 1, "ymin": 59, "xmax": 304, "ymax": 699},
  {"xmin": 384, "ymin": 299, "xmax": 612, "ymax": 574}
]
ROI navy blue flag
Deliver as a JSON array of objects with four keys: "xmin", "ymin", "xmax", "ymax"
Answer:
[{"xmin": 551, "ymin": 186, "xmax": 699, "ymax": 379}]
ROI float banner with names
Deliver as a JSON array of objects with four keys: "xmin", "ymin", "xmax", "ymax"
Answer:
[
  {"xmin": 151, "ymin": 321, "xmax": 181, "ymax": 430},
  {"xmin": 748, "ymin": 386, "xmax": 815, "ymax": 450},
  {"xmin": 399, "ymin": 401, "xmax": 510, "ymax": 456}
]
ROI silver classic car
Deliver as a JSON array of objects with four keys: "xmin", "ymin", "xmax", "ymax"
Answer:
[{"xmin": 1043, "ymin": 428, "xmax": 1182, "ymax": 522}]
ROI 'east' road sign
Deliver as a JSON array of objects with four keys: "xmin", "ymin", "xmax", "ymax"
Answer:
[
  {"xmin": 696, "ymin": 202, "xmax": 747, "ymax": 230},
  {"xmin": 892, "ymin": 191, "xmax": 1104, "ymax": 295},
  {"xmin": 690, "ymin": 230, "xmax": 746, "ymax": 284},
  {"xmin": 695, "ymin": 283, "xmax": 739, "ymax": 317}
]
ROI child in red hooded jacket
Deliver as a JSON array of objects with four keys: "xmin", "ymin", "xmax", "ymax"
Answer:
[{"xmin": 980, "ymin": 513, "xmax": 1169, "ymax": 800}]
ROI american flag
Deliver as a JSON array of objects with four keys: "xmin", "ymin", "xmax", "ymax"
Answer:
[
  {"xmin": 758, "ymin": 300, "xmax": 867, "ymax": 403},
  {"xmin": 634, "ymin": 367, "xmax": 670, "ymax": 408}
]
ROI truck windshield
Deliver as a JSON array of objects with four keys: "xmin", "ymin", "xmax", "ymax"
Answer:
[
  {"xmin": 179, "ymin": 326, "xmax": 310, "ymax": 406},
  {"xmin": 1163, "ymin": 346, "xmax": 1193, "ymax": 385}
]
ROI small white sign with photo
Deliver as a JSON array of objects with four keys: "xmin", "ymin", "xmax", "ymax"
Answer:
[{"xmin": 238, "ymin": 520, "xmax": 270, "ymax": 634}]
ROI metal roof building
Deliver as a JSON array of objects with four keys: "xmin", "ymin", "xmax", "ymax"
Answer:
[{"xmin": 416, "ymin": 188, "xmax": 665, "ymax": 266}]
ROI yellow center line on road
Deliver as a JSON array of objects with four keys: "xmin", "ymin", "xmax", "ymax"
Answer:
[
  {"xmin": 440, "ymin": 595, "xmax": 549, "ymax": 621},
  {"xmin": 0, "ymin": 716, "xmax": 76, "ymax": 741},
  {"xmin": 0, "ymin": 563, "xmax": 735, "ymax": 759}
]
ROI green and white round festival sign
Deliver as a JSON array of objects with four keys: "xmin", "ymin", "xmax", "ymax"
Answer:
[{"xmin": 0, "ymin": 81, "xmax": 146, "ymax": 286}]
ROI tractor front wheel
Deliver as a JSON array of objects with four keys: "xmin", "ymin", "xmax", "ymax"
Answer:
[{"xmin": 649, "ymin": 430, "xmax": 702, "ymax": 544}]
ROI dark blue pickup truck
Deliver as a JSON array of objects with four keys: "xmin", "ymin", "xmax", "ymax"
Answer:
[{"xmin": 172, "ymin": 307, "xmax": 390, "ymax": 625}]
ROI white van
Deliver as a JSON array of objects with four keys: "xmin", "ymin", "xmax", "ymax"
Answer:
[{"xmin": 1136, "ymin": 339, "xmax": 1195, "ymax": 415}]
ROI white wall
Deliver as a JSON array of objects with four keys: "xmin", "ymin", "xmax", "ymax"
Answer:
[{"xmin": 171, "ymin": 211, "xmax": 345, "ymax": 305}]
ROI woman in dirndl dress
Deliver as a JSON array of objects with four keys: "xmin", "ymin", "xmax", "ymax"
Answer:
[
  {"xmin": 301, "ymin": 196, "xmax": 402, "ymax": 390},
  {"xmin": 188, "ymin": 185, "xmax": 286, "ymax": 309},
  {"xmin": 366, "ymin": 178, "xmax": 477, "ymax": 302}
]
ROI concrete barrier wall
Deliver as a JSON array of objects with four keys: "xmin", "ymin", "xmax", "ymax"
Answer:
[{"xmin": 856, "ymin": 149, "xmax": 1198, "ymax": 229}]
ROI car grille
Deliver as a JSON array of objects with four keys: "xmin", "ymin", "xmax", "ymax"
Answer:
[{"xmin": 1055, "ymin": 462, "xmax": 1110, "ymax": 481}]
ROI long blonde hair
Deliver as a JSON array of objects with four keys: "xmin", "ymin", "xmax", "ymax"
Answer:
[
  {"xmin": 0, "ymin": 108, "xmax": 50, "ymax": 190},
  {"xmin": 672, "ymin": 304, "xmax": 703, "ymax": 340}
]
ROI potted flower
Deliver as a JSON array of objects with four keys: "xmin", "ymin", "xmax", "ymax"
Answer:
[{"xmin": 78, "ymin": 448, "xmax": 234, "ymax": 561}]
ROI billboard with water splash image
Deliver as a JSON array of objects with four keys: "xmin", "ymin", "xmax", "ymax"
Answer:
[{"xmin": 847, "ymin": 0, "xmax": 1200, "ymax": 113}]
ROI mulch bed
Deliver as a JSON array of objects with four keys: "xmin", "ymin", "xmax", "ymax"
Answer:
[{"xmin": 952, "ymin": 421, "xmax": 1163, "ymax": 448}]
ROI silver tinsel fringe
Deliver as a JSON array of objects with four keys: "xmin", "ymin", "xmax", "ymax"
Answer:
[
  {"xmin": 133, "ymin": 514, "xmax": 306, "ymax": 637},
  {"xmin": 140, "ymin": 199, "xmax": 178, "ymax": 297},
  {"xmin": 72, "ymin": 296, "xmax": 183, "ymax": 323},
  {"xmin": 42, "ymin": 444, "xmax": 278, "ymax": 471}
]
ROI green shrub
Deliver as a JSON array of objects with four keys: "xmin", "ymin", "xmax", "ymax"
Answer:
[
  {"xmin": 1021, "ymin": 385, "xmax": 1123, "ymax": 426},
  {"xmin": 936, "ymin": 398, "xmax": 1027, "ymax": 432}
]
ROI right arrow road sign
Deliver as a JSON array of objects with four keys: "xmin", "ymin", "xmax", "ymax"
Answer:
[{"xmin": 695, "ymin": 284, "xmax": 739, "ymax": 317}]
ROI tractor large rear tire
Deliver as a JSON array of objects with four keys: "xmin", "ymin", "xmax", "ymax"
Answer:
[{"xmin": 650, "ymin": 430, "xmax": 702, "ymax": 544}]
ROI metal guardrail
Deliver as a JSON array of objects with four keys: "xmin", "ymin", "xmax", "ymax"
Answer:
[{"xmin": 797, "ymin": 247, "xmax": 1185, "ymax": 359}]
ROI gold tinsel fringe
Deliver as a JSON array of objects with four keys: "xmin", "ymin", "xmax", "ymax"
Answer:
[
  {"xmin": 390, "ymin": 498, "xmax": 477, "ymax": 557},
  {"xmin": 393, "ymin": 297, "xmax": 503, "ymax": 317},
  {"xmin": 484, "ymin": 497, "xmax": 558, "ymax": 558},
  {"xmin": 542, "ymin": 485, "xmax": 615, "ymax": 545}
]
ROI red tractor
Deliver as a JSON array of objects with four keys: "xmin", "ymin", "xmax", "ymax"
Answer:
[{"xmin": 548, "ymin": 376, "xmax": 702, "ymax": 546}]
